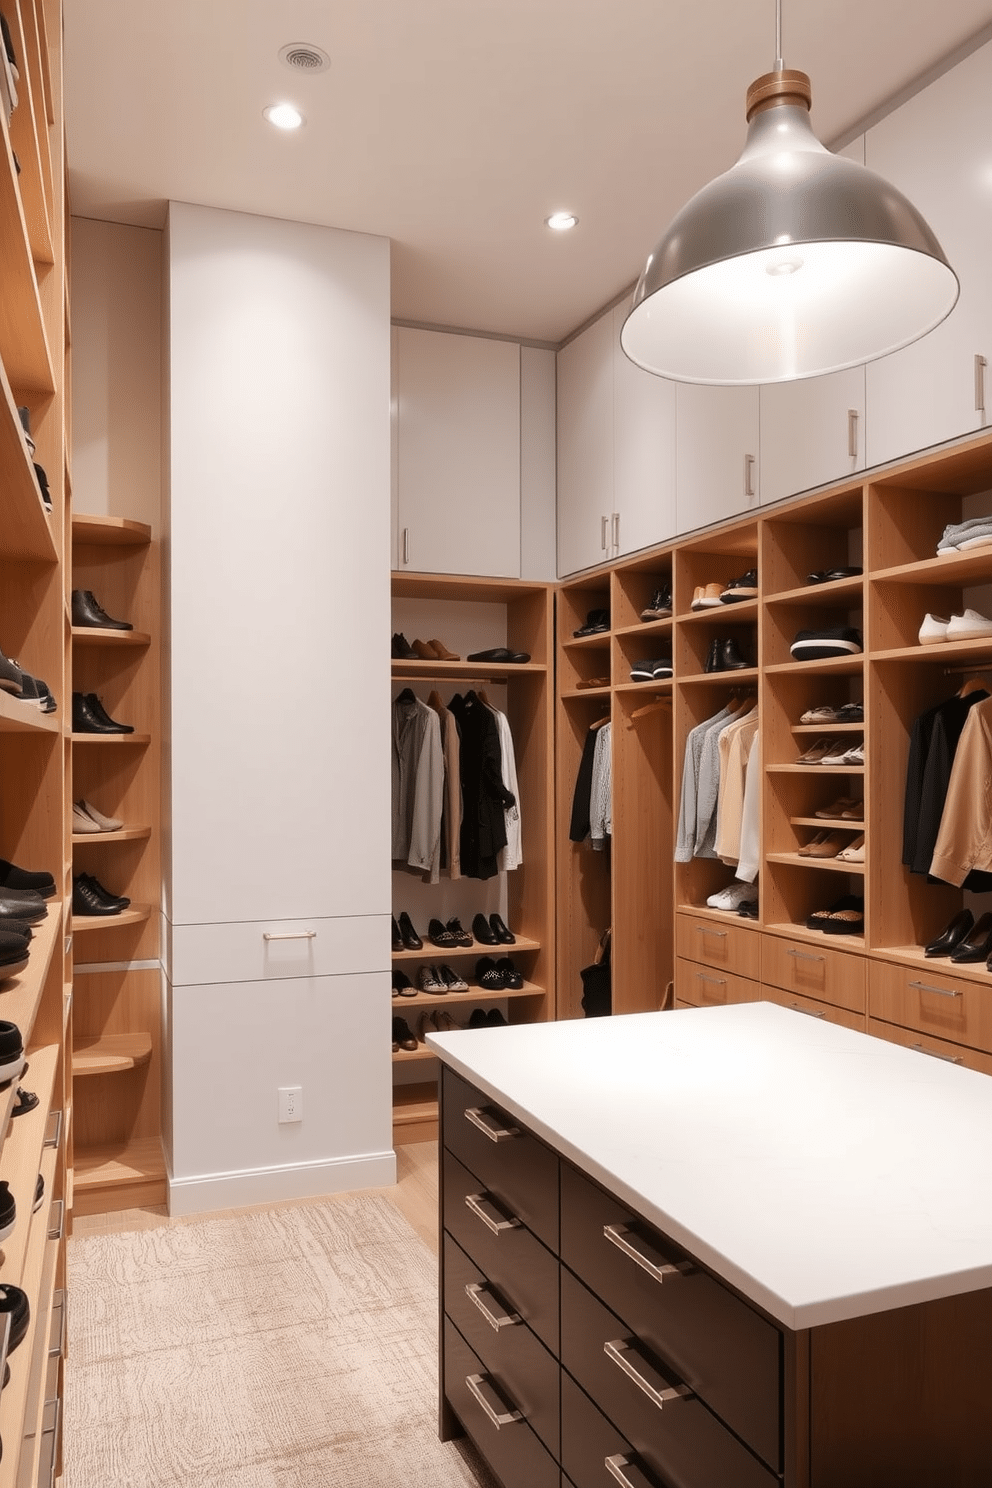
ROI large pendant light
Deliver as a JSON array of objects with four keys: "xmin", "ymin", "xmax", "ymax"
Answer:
[{"xmin": 621, "ymin": 2, "xmax": 959, "ymax": 385}]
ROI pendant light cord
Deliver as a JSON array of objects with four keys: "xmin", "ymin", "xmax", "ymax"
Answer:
[{"xmin": 774, "ymin": 0, "xmax": 784, "ymax": 70}]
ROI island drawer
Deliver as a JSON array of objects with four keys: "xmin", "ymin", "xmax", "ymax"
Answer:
[
  {"xmin": 444, "ymin": 1149, "xmax": 559, "ymax": 1352},
  {"xmin": 761, "ymin": 933, "xmax": 866, "ymax": 1013},
  {"xmin": 867, "ymin": 1017, "xmax": 992, "ymax": 1076},
  {"xmin": 443, "ymin": 1067, "xmax": 559, "ymax": 1251},
  {"xmin": 561, "ymin": 1269, "xmax": 778, "ymax": 1488},
  {"xmin": 562, "ymin": 1369, "xmax": 660, "ymax": 1488},
  {"xmin": 676, "ymin": 914, "xmax": 761, "ymax": 980},
  {"xmin": 868, "ymin": 961, "xmax": 992, "ymax": 1053},
  {"xmin": 759, "ymin": 985, "xmax": 866, "ymax": 1033},
  {"xmin": 444, "ymin": 1232, "xmax": 560, "ymax": 1458},
  {"xmin": 675, "ymin": 958, "xmax": 760, "ymax": 1008},
  {"xmin": 444, "ymin": 1318, "xmax": 560, "ymax": 1488},
  {"xmin": 560, "ymin": 1163, "xmax": 781, "ymax": 1472}
]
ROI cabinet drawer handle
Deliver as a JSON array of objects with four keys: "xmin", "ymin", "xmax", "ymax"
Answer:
[
  {"xmin": 847, "ymin": 408, "xmax": 859, "ymax": 459},
  {"xmin": 910, "ymin": 1042, "xmax": 963, "ymax": 1065},
  {"xmin": 47, "ymin": 1200, "xmax": 65, "ymax": 1242},
  {"xmin": 604, "ymin": 1338, "xmax": 692, "ymax": 1411},
  {"xmin": 465, "ymin": 1372, "xmax": 522, "ymax": 1428},
  {"xmin": 262, "ymin": 930, "xmax": 317, "ymax": 941},
  {"xmin": 695, "ymin": 926, "xmax": 727, "ymax": 939},
  {"xmin": 465, "ymin": 1281, "xmax": 521, "ymax": 1331},
  {"xmin": 976, "ymin": 353, "xmax": 987, "ymax": 414},
  {"xmin": 789, "ymin": 1002, "xmax": 825, "ymax": 1019},
  {"xmin": 787, "ymin": 948, "xmax": 824, "ymax": 964},
  {"xmin": 606, "ymin": 1455, "xmax": 660, "ymax": 1488},
  {"xmin": 908, "ymin": 979, "xmax": 961, "ymax": 999},
  {"xmin": 464, "ymin": 1105, "xmax": 520, "ymax": 1142},
  {"xmin": 604, "ymin": 1222, "xmax": 689, "ymax": 1283},
  {"xmin": 464, "ymin": 1191, "xmax": 521, "ymax": 1235},
  {"xmin": 695, "ymin": 971, "xmax": 725, "ymax": 986}
]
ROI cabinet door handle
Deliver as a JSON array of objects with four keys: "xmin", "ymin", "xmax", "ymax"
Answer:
[
  {"xmin": 604, "ymin": 1339, "xmax": 692, "ymax": 1411},
  {"xmin": 47, "ymin": 1200, "xmax": 65, "ymax": 1242},
  {"xmin": 262, "ymin": 930, "xmax": 317, "ymax": 941},
  {"xmin": 48, "ymin": 1291, "xmax": 66, "ymax": 1359},
  {"xmin": 744, "ymin": 453, "xmax": 756, "ymax": 500},
  {"xmin": 603, "ymin": 1222, "xmax": 689, "ymax": 1283},
  {"xmin": 612, "ymin": 511, "xmax": 620, "ymax": 554},
  {"xmin": 787, "ymin": 948, "xmax": 824, "ymax": 963},
  {"xmin": 695, "ymin": 971, "xmax": 726, "ymax": 986},
  {"xmin": 911, "ymin": 1042, "xmax": 963, "ymax": 1065},
  {"xmin": 695, "ymin": 926, "xmax": 727, "ymax": 939},
  {"xmin": 464, "ymin": 1282, "xmax": 521, "ymax": 1331},
  {"xmin": 464, "ymin": 1105, "xmax": 520, "ymax": 1142},
  {"xmin": 789, "ymin": 1002, "xmax": 826, "ymax": 1019},
  {"xmin": 601, "ymin": 515, "xmax": 609, "ymax": 551},
  {"xmin": 465, "ymin": 1372, "xmax": 523, "ymax": 1428},
  {"xmin": 464, "ymin": 1191, "xmax": 521, "ymax": 1235},
  {"xmin": 606, "ymin": 1455, "xmax": 661, "ymax": 1488},
  {"xmin": 847, "ymin": 408, "xmax": 859, "ymax": 458},
  {"xmin": 44, "ymin": 1109, "xmax": 62, "ymax": 1150},
  {"xmin": 908, "ymin": 979, "xmax": 961, "ymax": 999},
  {"xmin": 976, "ymin": 354, "xmax": 987, "ymax": 413}
]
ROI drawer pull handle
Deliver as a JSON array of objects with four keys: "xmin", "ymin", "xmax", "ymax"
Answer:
[
  {"xmin": 465, "ymin": 1372, "xmax": 522, "ymax": 1429},
  {"xmin": 604, "ymin": 1223, "xmax": 690, "ymax": 1283},
  {"xmin": 606, "ymin": 1455, "xmax": 660, "ymax": 1488},
  {"xmin": 910, "ymin": 1042, "xmax": 963, "ymax": 1066},
  {"xmin": 262, "ymin": 930, "xmax": 317, "ymax": 941},
  {"xmin": 695, "ymin": 926, "xmax": 727, "ymax": 939},
  {"xmin": 787, "ymin": 949, "xmax": 824, "ymax": 963},
  {"xmin": 464, "ymin": 1105, "xmax": 520, "ymax": 1142},
  {"xmin": 48, "ymin": 1291, "xmax": 65, "ymax": 1359},
  {"xmin": 465, "ymin": 1281, "xmax": 521, "ymax": 1331},
  {"xmin": 695, "ymin": 971, "xmax": 726, "ymax": 986},
  {"xmin": 465, "ymin": 1191, "xmax": 521, "ymax": 1236},
  {"xmin": 604, "ymin": 1338, "xmax": 692, "ymax": 1411},
  {"xmin": 789, "ymin": 1002, "xmax": 826, "ymax": 1019},
  {"xmin": 908, "ymin": 980, "xmax": 961, "ymax": 999}
]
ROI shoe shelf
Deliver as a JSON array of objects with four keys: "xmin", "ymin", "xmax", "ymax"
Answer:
[
  {"xmin": 71, "ymin": 1033, "xmax": 153, "ymax": 1078},
  {"xmin": 70, "ymin": 513, "xmax": 151, "ymax": 547},
  {"xmin": 0, "ymin": 379, "xmax": 55, "ymax": 565},
  {"xmin": 392, "ymin": 1081, "xmax": 439, "ymax": 1144},
  {"xmin": 765, "ymin": 655, "xmax": 864, "ymax": 677},
  {"xmin": 70, "ymin": 731, "xmax": 152, "ymax": 746},
  {"xmin": 70, "ymin": 627, "xmax": 151, "ymax": 647},
  {"xmin": 0, "ymin": 693, "xmax": 60, "ymax": 734},
  {"xmin": 870, "ymin": 550, "xmax": 992, "ymax": 586},
  {"xmin": 679, "ymin": 598, "xmax": 760, "ymax": 624},
  {"xmin": 790, "ymin": 815, "xmax": 863, "ymax": 828},
  {"xmin": 73, "ymin": 1136, "xmax": 166, "ymax": 1214},
  {"xmin": 394, "ymin": 981, "xmax": 544, "ymax": 1010},
  {"xmin": 764, "ymin": 576, "xmax": 863, "ymax": 607},
  {"xmin": 0, "ymin": 1042, "xmax": 59, "ymax": 1285},
  {"xmin": 392, "ymin": 935, "xmax": 541, "ymax": 962},
  {"xmin": 614, "ymin": 618, "xmax": 673, "ymax": 640},
  {"xmin": 766, "ymin": 852, "xmax": 865, "ymax": 876},
  {"xmin": 766, "ymin": 763, "xmax": 865, "ymax": 775},
  {"xmin": 392, "ymin": 1044, "xmax": 440, "ymax": 1064},
  {"xmin": 0, "ymin": 123, "xmax": 54, "ymax": 396},
  {"xmin": 614, "ymin": 679, "xmax": 673, "ymax": 696},
  {"xmin": 562, "ymin": 632, "xmax": 611, "ymax": 651},
  {"xmin": 677, "ymin": 902, "xmax": 761, "ymax": 931},
  {"xmin": 70, "ymin": 905, "xmax": 151, "ymax": 934},
  {"xmin": 872, "ymin": 638, "xmax": 992, "ymax": 664},
  {"xmin": 764, "ymin": 920, "xmax": 866, "ymax": 951},
  {"xmin": 678, "ymin": 667, "xmax": 759, "ymax": 686},
  {"xmin": 391, "ymin": 659, "xmax": 546, "ymax": 681},
  {"xmin": 70, "ymin": 824, "xmax": 152, "ymax": 846},
  {"xmin": 0, "ymin": 908, "xmax": 61, "ymax": 1047},
  {"xmin": 873, "ymin": 945, "xmax": 992, "ymax": 985},
  {"xmin": 560, "ymin": 685, "xmax": 610, "ymax": 701}
]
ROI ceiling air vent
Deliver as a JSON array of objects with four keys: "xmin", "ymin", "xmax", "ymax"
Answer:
[{"xmin": 278, "ymin": 43, "xmax": 331, "ymax": 74}]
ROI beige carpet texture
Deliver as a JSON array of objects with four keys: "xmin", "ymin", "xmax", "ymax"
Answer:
[{"xmin": 65, "ymin": 1193, "xmax": 498, "ymax": 1487}]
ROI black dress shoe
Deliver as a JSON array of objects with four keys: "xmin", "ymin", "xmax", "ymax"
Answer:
[
  {"xmin": 72, "ymin": 692, "xmax": 132, "ymax": 734},
  {"xmin": 925, "ymin": 909, "xmax": 974, "ymax": 958},
  {"xmin": 391, "ymin": 916, "xmax": 404, "ymax": 952},
  {"xmin": 391, "ymin": 1016, "xmax": 418, "ymax": 1052},
  {"xmin": 86, "ymin": 694, "xmax": 135, "ymax": 733},
  {"xmin": 397, "ymin": 912, "xmax": 422, "ymax": 950},
  {"xmin": 0, "ymin": 858, "xmax": 55, "ymax": 898},
  {"xmin": 0, "ymin": 1184, "xmax": 15, "ymax": 1244},
  {"xmin": 0, "ymin": 894, "xmax": 45, "ymax": 926},
  {"xmin": 489, "ymin": 912, "xmax": 515, "ymax": 944},
  {"xmin": 471, "ymin": 912, "xmax": 498, "ymax": 945},
  {"xmin": 428, "ymin": 917, "xmax": 458, "ymax": 948},
  {"xmin": 486, "ymin": 1008, "xmax": 508, "ymax": 1027},
  {"xmin": 465, "ymin": 647, "xmax": 531, "ymax": 664},
  {"xmin": 704, "ymin": 638, "xmax": 721, "ymax": 674},
  {"xmin": 716, "ymin": 638, "xmax": 750, "ymax": 671},
  {"xmin": 72, "ymin": 875, "xmax": 123, "ymax": 917},
  {"xmin": 445, "ymin": 917, "xmax": 473, "ymax": 947},
  {"xmin": 391, "ymin": 632, "xmax": 416, "ymax": 659},
  {"xmin": 950, "ymin": 911, "xmax": 992, "ymax": 963},
  {"xmin": 496, "ymin": 957, "xmax": 523, "ymax": 990},
  {"xmin": 476, "ymin": 956, "xmax": 506, "ymax": 990},
  {"xmin": 573, "ymin": 609, "xmax": 610, "ymax": 637},
  {"xmin": 77, "ymin": 872, "xmax": 130, "ymax": 909},
  {"xmin": 0, "ymin": 1021, "xmax": 25, "ymax": 1084},
  {"xmin": 71, "ymin": 590, "xmax": 132, "ymax": 630}
]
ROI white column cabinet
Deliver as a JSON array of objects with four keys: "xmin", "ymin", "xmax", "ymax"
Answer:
[
  {"xmin": 612, "ymin": 302, "xmax": 677, "ymax": 557},
  {"xmin": 394, "ymin": 327, "xmax": 521, "ymax": 577},
  {"xmin": 759, "ymin": 366, "xmax": 866, "ymax": 507},
  {"xmin": 676, "ymin": 384, "xmax": 760, "ymax": 532},
  {"xmin": 556, "ymin": 309, "xmax": 615, "ymax": 575},
  {"xmin": 863, "ymin": 41, "xmax": 992, "ymax": 468}
]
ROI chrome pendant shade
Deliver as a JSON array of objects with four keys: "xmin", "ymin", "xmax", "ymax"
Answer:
[{"xmin": 621, "ymin": 69, "xmax": 959, "ymax": 385}]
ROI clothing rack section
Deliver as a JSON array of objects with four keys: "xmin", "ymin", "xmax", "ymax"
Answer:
[{"xmin": 390, "ymin": 574, "xmax": 554, "ymax": 1142}]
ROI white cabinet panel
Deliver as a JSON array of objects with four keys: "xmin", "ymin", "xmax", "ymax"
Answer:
[
  {"xmin": 760, "ymin": 367, "xmax": 865, "ymax": 507},
  {"xmin": 612, "ymin": 303, "xmax": 677, "ymax": 556},
  {"xmin": 864, "ymin": 42, "xmax": 992, "ymax": 468},
  {"xmin": 167, "ymin": 913, "xmax": 389, "ymax": 986},
  {"xmin": 676, "ymin": 385, "xmax": 760, "ymax": 532},
  {"xmin": 557, "ymin": 310, "xmax": 615, "ymax": 575},
  {"xmin": 395, "ymin": 328, "xmax": 521, "ymax": 577}
]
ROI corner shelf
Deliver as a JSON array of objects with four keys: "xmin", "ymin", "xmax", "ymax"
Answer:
[
  {"xmin": 71, "ymin": 905, "xmax": 152, "ymax": 934},
  {"xmin": 72, "ymin": 1033, "xmax": 153, "ymax": 1078}
]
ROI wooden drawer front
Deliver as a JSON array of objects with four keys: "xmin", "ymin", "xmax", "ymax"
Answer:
[
  {"xmin": 444, "ymin": 1149, "xmax": 559, "ymax": 1353},
  {"xmin": 560, "ymin": 1164, "xmax": 781, "ymax": 1472},
  {"xmin": 561, "ymin": 1370, "xmax": 641, "ymax": 1488},
  {"xmin": 444, "ymin": 1233, "xmax": 560, "ymax": 1458},
  {"xmin": 676, "ymin": 958, "xmax": 760, "ymax": 1009},
  {"xmin": 560, "ymin": 1271, "xmax": 778, "ymax": 1488},
  {"xmin": 761, "ymin": 934, "xmax": 866, "ymax": 1013},
  {"xmin": 676, "ymin": 915, "xmax": 761, "ymax": 979},
  {"xmin": 759, "ymin": 986, "xmax": 866, "ymax": 1034},
  {"xmin": 868, "ymin": 962, "xmax": 992, "ymax": 1054},
  {"xmin": 868, "ymin": 1017, "xmax": 992, "ymax": 1078},
  {"xmin": 443, "ymin": 1067, "xmax": 559, "ymax": 1251},
  {"xmin": 443, "ymin": 1318, "xmax": 560, "ymax": 1488}
]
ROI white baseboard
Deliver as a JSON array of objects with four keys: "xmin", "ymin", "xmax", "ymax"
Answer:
[{"xmin": 166, "ymin": 1149, "xmax": 397, "ymax": 1216}]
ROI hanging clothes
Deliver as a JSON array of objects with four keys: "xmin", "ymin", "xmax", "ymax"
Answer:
[
  {"xmin": 448, "ymin": 691, "xmax": 515, "ymax": 880},
  {"xmin": 589, "ymin": 722, "xmax": 612, "ymax": 851},
  {"xmin": 929, "ymin": 693, "xmax": 992, "ymax": 886},
  {"xmin": 715, "ymin": 708, "xmax": 759, "ymax": 863},
  {"xmin": 735, "ymin": 726, "xmax": 761, "ymax": 884},
  {"xmin": 391, "ymin": 691, "xmax": 444, "ymax": 883},
  {"xmin": 903, "ymin": 686, "xmax": 992, "ymax": 890},
  {"xmin": 569, "ymin": 722, "xmax": 602, "ymax": 843},
  {"xmin": 675, "ymin": 704, "xmax": 737, "ymax": 862},
  {"xmin": 484, "ymin": 701, "xmax": 523, "ymax": 872},
  {"xmin": 427, "ymin": 690, "xmax": 462, "ymax": 880}
]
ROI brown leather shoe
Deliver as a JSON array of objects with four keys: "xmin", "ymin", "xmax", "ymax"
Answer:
[
  {"xmin": 804, "ymin": 831, "xmax": 846, "ymax": 859},
  {"xmin": 429, "ymin": 638, "xmax": 461, "ymax": 660},
  {"xmin": 412, "ymin": 638, "xmax": 439, "ymax": 659}
]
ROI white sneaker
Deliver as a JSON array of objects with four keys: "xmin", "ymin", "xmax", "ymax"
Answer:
[
  {"xmin": 918, "ymin": 614, "xmax": 950, "ymax": 645},
  {"xmin": 705, "ymin": 882, "xmax": 758, "ymax": 911},
  {"xmin": 946, "ymin": 608, "xmax": 992, "ymax": 641}
]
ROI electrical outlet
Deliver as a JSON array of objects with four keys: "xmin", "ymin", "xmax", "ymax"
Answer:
[{"xmin": 278, "ymin": 1086, "xmax": 303, "ymax": 1123}]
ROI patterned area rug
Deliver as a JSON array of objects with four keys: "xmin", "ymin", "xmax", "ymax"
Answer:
[{"xmin": 65, "ymin": 1192, "xmax": 498, "ymax": 1487}]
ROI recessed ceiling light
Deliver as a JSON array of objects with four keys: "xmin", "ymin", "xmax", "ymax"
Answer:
[
  {"xmin": 546, "ymin": 212, "xmax": 578, "ymax": 232},
  {"xmin": 264, "ymin": 103, "xmax": 305, "ymax": 131}
]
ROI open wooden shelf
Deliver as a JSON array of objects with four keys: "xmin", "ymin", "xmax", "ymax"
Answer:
[
  {"xmin": 0, "ymin": 107, "xmax": 53, "ymax": 394},
  {"xmin": 766, "ymin": 852, "xmax": 865, "ymax": 876},
  {"xmin": 765, "ymin": 576, "xmax": 863, "ymax": 606},
  {"xmin": 767, "ymin": 763, "xmax": 865, "ymax": 775},
  {"xmin": 766, "ymin": 654, "xmax": 864, "ymax": 676},
  {"xmin": 0, "ymin": 1044, "xmax": 59, "ymax": 1284},
  {"xmin": 871, "ymin": 549, "xmax": 992, "ymax": 585},
  {"xmin": 71, "ymin": 824, "xmax": 152, "ymax": 845},
  {"xmin": 71, "ymin": 905, "xmax": 152, "ymax": 933},
  {"xmin": 70, "ymin": 732, "xmax": 151, "ymax": 745},
  {"xmin": 679, "ymin": 598, "xmax": 759, "ymax": 622},
  {"xmin": 71, "ymin": 627, "xmax": 151, "ymax": 647},
  {"xmin": 71, "ymin": 513, "xmax": 151, "ymax": 546},
  {"xmin": 562, "ymin": 631, "xmax": 611, "ymax": 649},
  {"xmin": 615, "ymin": 618, "xmax": 673, "ymax": 638},
  {"xmin": 0, "ymin": 692, "xmax": 60, "ymax": 733},
  {"xmin": 392, "ymin": 935, "xmax": 540, "ymax": 962},
  {"xmin": 393, "ymin": 980, "xmax": 545, "ymax": 1009},
  {"xmin": 677, "ymin": 903, "xmax": 760, "ymax": 930},
  {"xmin": 72, "ymin": 1137, "xmax": 166, "ymax": 1214},
  {"xmin": 391, "ymin": 659, "xmax": 546, "ymax": 680},
  {"xmin": 0, "ymin": 906, "xmax": 62, "ymax": 1042},
  {"xmin": 764, "ymin": 922, "xmax": 865, "ymax": 951},
  {"xmin": 561, "ymin": 686, "xmax": 611, "ymax": 700},
  {"xmin": 72, "ymin": 1033, "xmax": 153, "ymax": 1078},
  {"xmin": 392, "ymin": 1083, "xmax": 439, "ymax": 1144},
  {"xmin": 678, "ymin": 667, "xmax": 759, "ymax": 685},
  {"xmin": 872, "ymin": 945, "xmax": 992, "ymax": 985},
  {"xmin": 0, "ymin": 377, "xmax": 55, "ymax": 564}
]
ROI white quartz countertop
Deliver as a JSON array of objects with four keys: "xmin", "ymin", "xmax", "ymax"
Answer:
[{"xmin": 425, "ymin": 1002, "xmax": 992, "ymax": 1330}]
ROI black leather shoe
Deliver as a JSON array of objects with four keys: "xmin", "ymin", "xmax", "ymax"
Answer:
[
  {"xmin": 719, "ymin": 568, "xmax": 758, "ymax": 603},
  {"xmin": 951, "ymin": 911, "xmax": 992, "ymax": 963},
  {"xmin": 476, "ymin": 956, "xmax": 506, "ymax": 990},
  {"xmin": 445, "ymin": 917, "xmax": 473, "ymax": 947},
  {"xmin": 0, "ymin": 894, "xmax": 45, "ymax": 926},
  {"xmin": 391, "ymin": 632, "xmax": 416, "ymax": 659},
  {"xmin": 0, "ymin": 1184, "xmax": 15, "ymax": 1244},
  {"xmin": 489, "ymin": 912, "xmax": 515, "ymax": 945},
  {"xmin": 72, "ymin": 875, "xmax": 123, "ymax": 917},
  {"xmin": 925, "ymin": 909, "xmax": 974, "ymax": 958},
  {"xmin": 496, "ymin": 956, "xmax": 523, "ymax": 989},
  {"xmin": 0, "ymin": 1284, "xmax": 30, "ymax": 1352},
  {"xmin": 391, "ymin": 916, "xmax": 404, "ymax": 952},
  {"xmin": 72, "ymin": 692, "xmax": 130, "ymax": 734},
  {"xmin": 71, "ymin": 590, "xmax": 132, "ymax": 630},
  {"xmin": 77, "ymin": 872, "xmax": 130, "ymax": 909},
  {"xmin": 465, "ymin": 647, "xmax": 531, "ymax": 664},
  {"xmin": 472, "ymin": 912, "xmax": 498, "ymax": 945},
  {"xmin": 486, "ymin": 1008, "xmax": 507, "ymax": 1027},
  {"xmin": 640, "ymin": 587, "xmax": 672, "ymax": 621},
  {"xmin": 0, "ymin": 1021, "xmax": 25, "ymax": 1084},
  {"xmin": 86, "ymin": 694, "xmax": 135, "ymax": 733},
  {"xmin": 704, "ymin": 638, "xmax": 721, "ymax": 674},
  {"xmin": 397, "ymin": 912, "xmax": 422, "ymax": 950},
  {"xmin": 573, "ymin": 609, "xmax": 609, "ymax": 637},
  {"xmin": 0, "ymin": 859, "xmax": 55, "ymax": 898},
  {"xmin": 428, "ymin": 918, "xmax": 459, "ymax": 948}
]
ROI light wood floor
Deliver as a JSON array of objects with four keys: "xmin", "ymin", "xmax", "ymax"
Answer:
[{"xmin": 71, "ymin": 1139, "xmax": 441, "ymax": 1252}]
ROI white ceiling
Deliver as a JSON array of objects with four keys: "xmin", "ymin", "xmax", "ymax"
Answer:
[{"xmin": 63, "ymin": 0, "xmax": 992, "ymax": 344}]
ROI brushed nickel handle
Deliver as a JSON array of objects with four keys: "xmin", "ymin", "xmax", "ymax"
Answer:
[
  {"xmin": 42, "ymin": 1396, "xmax": 60, "ymax": 1488},
  {"xmin": 465, "ymin": 1373, "xmax": 522, "ymax": 1429},
  {"xmin": 48, "ymin": 1291, "xmax": 65, "ymax": 1358},
  {"xmin": 744, "ymin": 452, "xmax": 756, "ymax": 499},
  {"xmin": 787, "ymin": 948, "xmax": 824, "ymax": 963},
  {"xmin": 695, "ymin": 926, "xmax": 727, "ymax": 939},
  {"xmin": 695, "ymin": 971, "xmax": 726, "ymax": 986},
  {"xmin": 44, "ymin": 1109, "xmax": 62, "ymax": 1150},
  {"xmin": 465, "ymin": 1281, "xmax": 521, "ymax": 1331},
  {"xmin": 464, "ymin": 1191, "xmax": 521, "ymax": 1235},
  {"xmin": 402, "ymin": 526, "xmax": 410, "ymax": 564},
  {"xmin": 976, "ymin": 353, "xmax": 987, "ymax": 413},
  {"xmin": 464, "ymin": 1105, "xmax": 520, "ymax": 1142},
  {"xmin": 911, "ymin": 1042, "xmax": 963, "ymax": 1065},
  {"xmin": 847, "ymin": 408, "xmax": 859, "ymax": 458},
  {"xmin": 604, "ymin": 1339, "xmax": 692, "ymax": 1411},
  {"xmin": 612, "ymin": 511, "xmax": 620, "ymax": 553},
  {"xmin": 601, "ymin": 515, "xmax": 609, "ymax": 551},
  {"xmin": 606, "ymin": 1455, "xmax": 659, "ymax": 1488},
  {"xmin": 789, "ymin": 1002, "xmax": 826, "ymax": 1019},
  {"xmin": 909, "ymin": 979, "xmax": 961, "ymax": 999},
  {"xmin": 47, "ymin": 1200, "xmax": 65, "ymax": 1242},
  {"xmin": 603, "ymin": 1222, "xmax": 690, "ymax": 1283},
  {"xmin": 262, "ymin": 930, "xmax": 317, "ymax": 941}
]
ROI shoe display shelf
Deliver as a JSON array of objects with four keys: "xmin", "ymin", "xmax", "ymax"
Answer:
[
  {"xmin": 0, "ymin": 2, "xmax": 70, "ymax": 1483},
  {"xmin": 391, "ymin": 573, "xmax": 555, "ymax": 1144},
  {"xmin": 70, "ymin": 512, "xmax": 165, "ymax": 1214}
]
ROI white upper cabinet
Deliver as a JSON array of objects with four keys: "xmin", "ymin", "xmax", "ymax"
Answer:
[
  {"xmin": 863, "ymin": 42, "xmax": 992, "ymax": 468},
  {"xmin": 557, "ymin": 309, "xmax": 615, "ymax": 576},
  {"xmin": 612, "ymin": 302, "xmax": 677, "ymax": 558},
  {"xmin": 760, "ymin": 366, "xmax": 866, "ymax": 507},
  {"xmin": 676, "ymin": 384, "xmax": 760, "ymax": 532},
  {"xmin": 395, "ymin": 327, "xmax": 521, "ymax": 577}
]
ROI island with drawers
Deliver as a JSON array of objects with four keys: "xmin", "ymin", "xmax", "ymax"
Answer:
[{"xmin": 426, "ymin": 1001, "xmax": 992, "ymax": 1488}]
